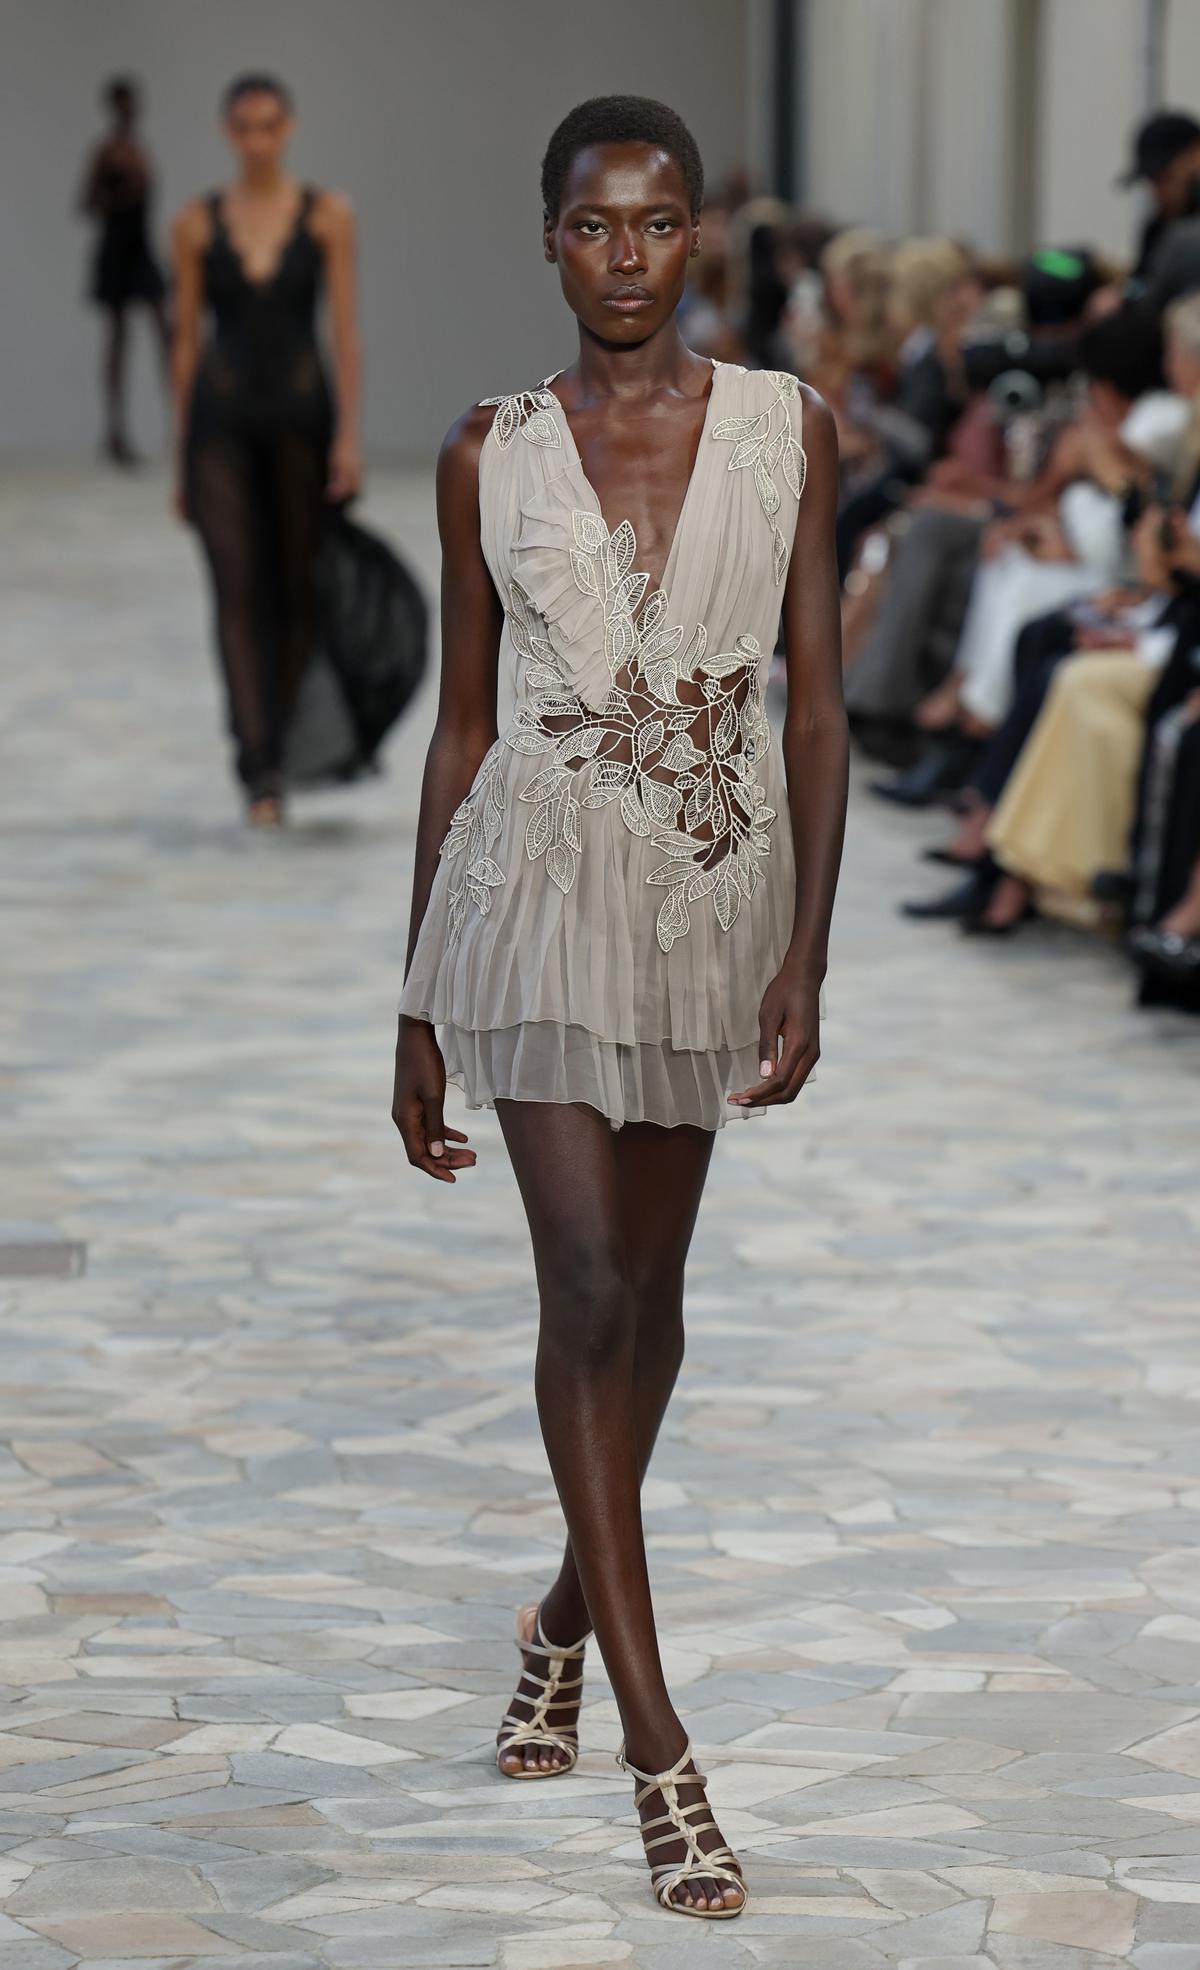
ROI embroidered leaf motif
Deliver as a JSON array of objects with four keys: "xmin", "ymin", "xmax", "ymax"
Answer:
[
  {"xmin": 754, "ymin": 460, "xmax": 780, "ymax": 518},
  {"xmin": 610, "ymin": 519, "xmax": 636, "ymax": 578},
  {"xmin": 713, "ymin": 868, "xmax": 740, "ymax": 932},
  {"xmin": 545, "ymin": 841, "xmax": 575, "ymax": 893},
  {"xmin": 570, "ymin": 548, "xmax": 599, "ymax": 597},
  {"xmin": 728, "ymin": 436, "xmax": 762, "ymax": 471},
  {"xmin": 634, "ymin": 719, "xmax": 665, "ymax": 765},
  {"xmin": 590, "ymin": 760, "xmax": 632, "ymax": 795},
  {"xmin": 656, "ymin": 884, "xmax": 690, "ymax": 952},
  {"xmin": 518, "ymin": 765, "xmax": 567, "ymax": 803},
  {"xmin": 660, "ymin": 733, "xmax": 705, "ymax": 772},
  {"xmin": 573, "ymin": 510, "xmax": 607, "ymax": 553},
  {"xmin": 620, "ymin": 785, "xmax": 652, "ymax": 836},
  {"xmin": 563, "ymin": 796, "xmax": 581, "ymax": 851},
  {"xmin": 712, "ymin": 412, "xmax": 767, "ymax": 441},
  {"xmin": 524, "ymin": 802, "xmax": 555, "ymax": 861},
  {"xmin": 714, "ymin": 702, "xmax": 737, "ymax": 756},
  {"xmin": 772, "ymin": 526, "xmax": 789, "ymax": 584},
  {"xmin": 467, "ymin": 855, "xmax": 505, "ymax": 886},
  {"xmin": 641, "ymin": 589, "xmax": 668, "ymax": 633},
  {"xmin": 523, "ymin": 411, "xmax": 560, "ymax": 448},
  {"xmin": 507, "ymin": 728, "xmax": 556, "ymax": 754},
  {"xmin": 699, "ymin": 651, "xmax": 745, "ymax": 680},
  {"xmin": 782, "ymin": 439, "xmax": 805, "ymax": 499}
]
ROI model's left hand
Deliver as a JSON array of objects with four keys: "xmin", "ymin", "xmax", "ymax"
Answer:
[
  {"xmin": 728, "ymin": 965, "xmax": 821, "ymax": 1108},
  {"xmin": 327, "ymin": 434, "xmax": 363, "ymax": 503}
]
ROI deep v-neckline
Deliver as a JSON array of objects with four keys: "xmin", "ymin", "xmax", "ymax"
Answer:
[
  {"xmin": 544, "ymin": 359, "xmax": 721, "ymax": 598},
  {"xmin": 216, "ymin": 185, "xmax": 309, "ymax": 290}
]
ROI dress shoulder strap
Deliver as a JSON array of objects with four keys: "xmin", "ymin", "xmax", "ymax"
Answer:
[{"xmin": 478, "ymin": 383, "xmax": 564, "ymax": 454}]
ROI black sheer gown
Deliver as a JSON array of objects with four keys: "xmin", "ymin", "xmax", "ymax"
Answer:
[{"xmin": 186, "ymin": 187, "xmax": 335, "ymax": 800}]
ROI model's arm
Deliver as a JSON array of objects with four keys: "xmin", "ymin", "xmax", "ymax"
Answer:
[
  {"xmin": 314, "ymin": 191, "xmax": 363, "ymax": 501},
  {"xmin": 392, "ymin": 407, "xmax": 503, "ymax": 1182},
  {"xmin": 169, "ymin": 200, "xmax": 208, "ymax": 519},
  {"xmin": 731, "ymin": 384, "xmax": 847, "ymax": 1108}
]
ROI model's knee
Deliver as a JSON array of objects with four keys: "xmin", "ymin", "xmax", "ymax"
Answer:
[
  {"xmin": 538, "ymin": 1249, "xmax": 634, "ymax": 1371},
  {"xmin": 631, "ymin": 1263, "xmax": 685, "ymax": 1363}
]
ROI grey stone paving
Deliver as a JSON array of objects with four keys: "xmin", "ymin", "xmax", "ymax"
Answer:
[{"xmin": 1, "ymin": 464, "xmax": 1199, "ymax": 1968}]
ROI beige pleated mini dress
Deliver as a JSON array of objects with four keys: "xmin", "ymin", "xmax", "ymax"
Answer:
[{"xmin": 400, "ymin": 359, "xmax": 807, "ymax": 1131}]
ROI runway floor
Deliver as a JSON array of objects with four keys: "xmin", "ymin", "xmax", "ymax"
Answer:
[{"xmin": 2, "ymin": 465, "xmax": 1199, "ymax": 1969}]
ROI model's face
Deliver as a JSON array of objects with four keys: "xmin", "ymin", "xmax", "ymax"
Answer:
[
  {"xmin": 224, "ymin": 91, "xmax": 293, "ymax": 174},
  {"xmin": 545, "ymin": 143, "xmax": 699, "ymax": 343}
]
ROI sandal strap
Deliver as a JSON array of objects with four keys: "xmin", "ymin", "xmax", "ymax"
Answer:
[
  {"xmin": 617, "ymin": 1735, "xmax": 745, "ymax": 1907},
  {"xmin": 498, "ymin": 1604, "xmax": 586, "ymax": 1764}
]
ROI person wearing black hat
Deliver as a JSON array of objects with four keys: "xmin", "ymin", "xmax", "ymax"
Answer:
[{"xmin": 1119, "ymin": 109, "xmax": 1200, "ymax": 291}]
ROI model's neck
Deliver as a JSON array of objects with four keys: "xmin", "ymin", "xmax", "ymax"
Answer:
[{"xmin": 571, "ymin": 322, "xmax": 699, "ymax": 402}]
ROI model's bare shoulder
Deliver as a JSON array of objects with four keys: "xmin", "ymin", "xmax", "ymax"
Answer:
[
  {"xmin": 795, "ymin": 381, "xmax": 838, "ymax": 472},
  {"xmin": 310, "ymin": 188, "xmax": 354, "ymax": 241},
  {"xmin": 439, "ymin": 402, "xmax": 496, "ymax": 476},
  {"xmin": 172, "ymin": 196, "xmax": 211, "ymax": 254}
]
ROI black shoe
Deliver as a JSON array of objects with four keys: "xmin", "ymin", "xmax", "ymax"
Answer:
[
  {"xmin": 901, "ymin": 865, "xmax": 998, "ymax": 921},
  {"xmin": 1128, "ymin": 925, "xmax": 1200, "ymax": 976},
  {"xmin": 922, "ymin": 845, "xmax": 988, "ymax": 869},
  {"xmin": 871, "ymin": 732, "xmax": 980, "ymax": 809},
  {"xmin": 961, "ymin": 901, "xmax": 1034, "ymax": 937},
  {"xmin": 1092, "ymin": 867, "xmax": 1136, "ymax": 906}
]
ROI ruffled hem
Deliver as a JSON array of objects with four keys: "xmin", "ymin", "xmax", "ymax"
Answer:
[{"xmin": 438, "ymin": 1019, "xmax": 772, "ymax": 1132}]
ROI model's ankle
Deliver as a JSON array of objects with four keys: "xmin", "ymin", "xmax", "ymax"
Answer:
[
  {"xmin": 537, "ymin": 1583, "xmax": 590, "ymax": 1647},
  {"xmin": 622, "ymin": 1712, "xmax": 689, "ymax": 1776}
]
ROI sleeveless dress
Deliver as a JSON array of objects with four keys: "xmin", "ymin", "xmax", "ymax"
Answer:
[
  {"xmin": 400, "ymin": 360, "xmax": 807, "ymax": 1132},
  {"xmin": 186, "ymin": 188, "xmax": 344, "ymax": 799}
]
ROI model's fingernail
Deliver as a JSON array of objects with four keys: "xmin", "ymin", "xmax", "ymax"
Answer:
[
  {"xmin": 430, "ymin": 1141, "xmax": 444, "ymax": 1157},
  {"xmin": 760, "ymin": 1060, "xmax": 773, "ymax": 1078}
]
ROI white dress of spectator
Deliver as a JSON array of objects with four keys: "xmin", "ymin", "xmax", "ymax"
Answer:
[{"xmin": 954, "ymin": 390, "xmax": 1193, "ymax": 727}]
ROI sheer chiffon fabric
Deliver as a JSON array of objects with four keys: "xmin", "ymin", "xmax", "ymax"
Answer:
[{"xmin": 400, "ymin": 361, "xmax": 808, "ymax": 1131}]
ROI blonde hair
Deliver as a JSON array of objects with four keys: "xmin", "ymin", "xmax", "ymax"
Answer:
[
  {"xmin": 1166, "ymin": 291, "xmax": 1200, "ymax": 355},
  {"xmin": 889, "ymin": 237, "xmax": 973, "ymax": 332},
  {"xmin": 821, "ymin": 228, "xmax": 894, "ymax": 368}
]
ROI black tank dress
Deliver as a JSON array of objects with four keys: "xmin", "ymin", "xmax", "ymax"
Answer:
[
  {"xmin": 90, "ymin": 158, "xmax": 166, "ymax": 309},
  {"xmin": 186, "ymin": 187, "xmax": 337, "ymax": 800}
]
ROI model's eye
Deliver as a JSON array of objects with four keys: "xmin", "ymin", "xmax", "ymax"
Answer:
[
  {"xmin": 576, "ymin": 220, "xmax": 606, "ymax": 237},
  {"xmin": 648, "ymin": 218, "xmax": 678, "ymax": 235}
]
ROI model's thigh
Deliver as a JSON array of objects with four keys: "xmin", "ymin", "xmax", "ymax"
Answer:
[
  {"xmin": 495, "ymin": 1100, "xmax": 628, "ymax": 1302},
  {"xmin": 614, "ymin": 1121, "xmax": 714, "ymax": 1294}
]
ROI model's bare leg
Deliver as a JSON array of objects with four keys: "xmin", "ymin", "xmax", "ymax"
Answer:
[
  {"xmin": 496, "ymin": 1099, "xmax": 740, "ymax": 1911},
  {"xmin": 102, "ymin": 306, "xmax": 131, "ymax": 460},
  {"xmin": 501, "ymin": 1117, "xmax": 712, "ymax": 1775}
]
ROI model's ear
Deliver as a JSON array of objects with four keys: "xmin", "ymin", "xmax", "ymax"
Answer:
[
  {"xmin": 543, "ymin": 213, "xmax": 557, "ymax": 264},
  {"xmin": 689, "ymin": 218, "xmax": 701, "ymax": 259}
]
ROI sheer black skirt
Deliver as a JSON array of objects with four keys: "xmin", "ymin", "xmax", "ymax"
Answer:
[{"xmin": 187, "ymin": 361, "xmax": 333, "ymax": 799}]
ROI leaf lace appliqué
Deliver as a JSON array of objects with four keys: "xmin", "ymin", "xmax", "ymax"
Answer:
[
  {"xmin": 711, "ymin": 369, "xmax": 806, "ymax": 584},
  {"xmin": 480, "ymin": 387, "xmax": 563, "ymax": 452},
  {"xmin": 439, "ymin": 739, "xmax": 508, "ymax": 938},
  {"xmin": 502, "ymin": 513, "xmax": 776, "ymax": 952}
]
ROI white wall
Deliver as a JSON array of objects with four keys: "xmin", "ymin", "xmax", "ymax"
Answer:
[
  {"xmin": 800, "ymin": 0, "xmax": 1180, "ymax": 264},
  {"xmin": 0, "ymin": 0, "xmax": 747, "ymax": 460},
  {"xmin": 1033, "ymin": 0, "xmax": 1142, "ymax": 259}
]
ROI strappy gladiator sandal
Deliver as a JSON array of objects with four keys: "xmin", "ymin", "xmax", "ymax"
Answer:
[
  {"xmin": 495, "ymin": 1602, "xmax": 587, "ymax": 1778},
  {"xmin": 618, "ymin": 1734, "xmax": 747, "ymax": 1917}
]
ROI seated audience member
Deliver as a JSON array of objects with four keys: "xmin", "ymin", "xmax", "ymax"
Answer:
[
  {"xmin": 960, "ymin": 510, "xmax": 1200, "ymax": 934},
  {"xmin": 836, "ymin": 239, "xmax": 981, "ymax": 576},
  {"xmin": 903, "ymin": 292, "xmax": 1200, "ymax": 918},
  {"xmin": 1118, "ymin": 109, "xmax": 1200, "ymax": 305},
  {"xmin": 1128, "ymin": 632, "xmax": 1200, "ymax": 1009},
  {"xmin": 844, "ymin": 250, "xmax": 1107, "ymax": 767},
  {"xmin": 902, "ymin": 303, "xmax": 1189, "ymax": 750}
]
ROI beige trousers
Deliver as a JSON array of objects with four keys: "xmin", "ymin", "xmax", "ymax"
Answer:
[{"xmin": 987, "ymin": 651, "xmax": 1157, "ymax": 911}]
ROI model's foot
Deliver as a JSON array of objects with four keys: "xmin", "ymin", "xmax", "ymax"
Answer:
[
  {"xmin": 968, "ymin": 871, "xmax": 1032, "ymax": 934},
  {"xmin": 247, "ymin": 795, "xmax": 284, "ymax": 829},
  {"xmin": 104, "ymin": 434, "xmax": 140, "ymax": 467},
  {"xmin": 624, "ymin": 1728, "xmax": 746, "ymax": 1915},
  {"xmin": 496, "ymin": 1601, "xmax": 585, "ymax": 1776}
]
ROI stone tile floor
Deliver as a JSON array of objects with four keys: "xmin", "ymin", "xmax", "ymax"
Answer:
[{"xmin": 1, "ymin": 465, "xmax": 1199, "ymax": 1969}]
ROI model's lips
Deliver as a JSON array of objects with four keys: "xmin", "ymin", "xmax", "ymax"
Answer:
[{"xmin": 603, "ymin": 289, "xmax": 654, "ymax": 310}]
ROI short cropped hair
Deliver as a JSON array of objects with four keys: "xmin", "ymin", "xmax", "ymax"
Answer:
[
  {"xmin": 222, "ymin": 72, "xmax": 293, "ymax": 118},
  {"xmin": 541, "ymin": 95, "xmax": 703, "ymax": 222},
  {"xmin": 1078, "ymin": 300, "xmax": 1164, "ymax": 400}
]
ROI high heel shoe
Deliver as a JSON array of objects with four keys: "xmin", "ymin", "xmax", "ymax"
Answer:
[
  {"xmin": 495, "ymin": 1602, "xmax": 586, "ymax": 1778},
  {"xmin": 617, "ymin": 1735, "xmax": 747, "ymax": 1918}
]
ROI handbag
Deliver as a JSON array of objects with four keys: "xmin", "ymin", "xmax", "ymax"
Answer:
[{"xmin": 313, "ymin": 504, "xmax": 429, "ymax": 762}]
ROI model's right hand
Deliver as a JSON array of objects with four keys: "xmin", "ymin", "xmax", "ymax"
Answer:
[{"xmin": 392, "ymin": 1015, "xmax": 476, "ymax": 1183}]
